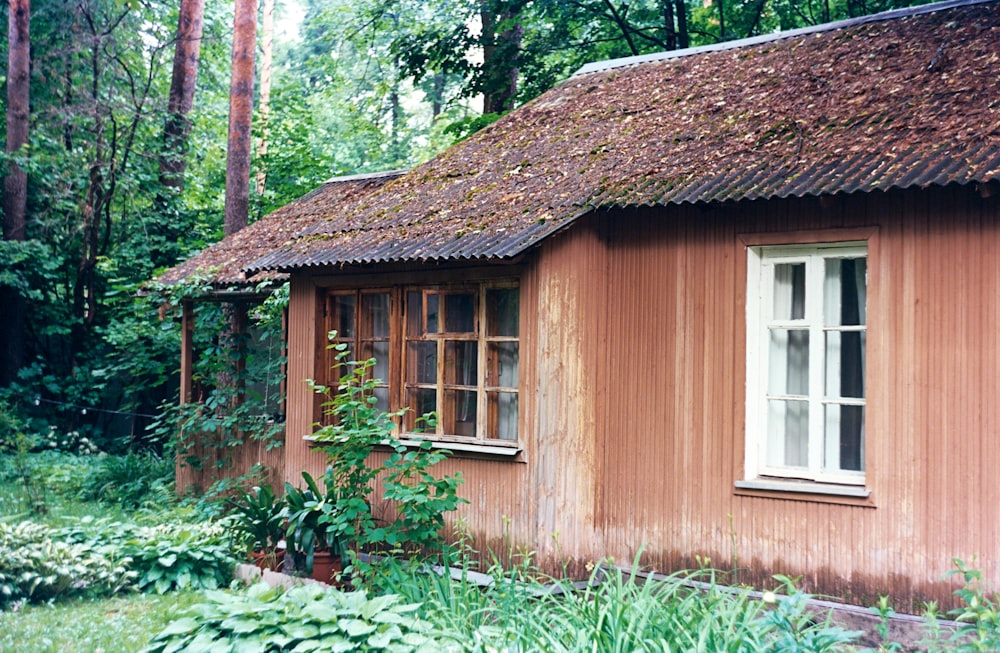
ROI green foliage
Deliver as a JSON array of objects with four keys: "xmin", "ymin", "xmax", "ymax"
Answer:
[
  {"xmin": 142, "ymin": 582, "xmax": 459, "ymax": 653},
  {"xmin": 0, "ymin": 521, "xmax": 135, "ymax": 609},
  {"xmin": 78, "ymin": 451, "xmax": 175, "ymax": 510},
  {"xmin": 120, "ymin": 523, "xmax": 238, "ymax": 595},
  {"xmin": 284, "ymin": 470, "xmax": 346, "ymax": 575},
  {"xmin": 938, "ymin": 559, "xmax": 1000, "ymax": 652},
  {"xmin": 227, "ymin": 484, "xmax": 287, "ymax": 557},
  {"xmin": 307, "ymin": 340, "xmax": 466, "ymax": 576}
]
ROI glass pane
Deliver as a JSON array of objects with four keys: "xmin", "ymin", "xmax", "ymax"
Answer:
[
  {"xmin": 445, "ymin": 340, "xmax": 478, "ymax": 387},
  {"xmin": 767, "ymin": 399, "xmax": 808, "ymax": 467},
  {"xmin": 773, "ymin": 263, "xmax": 805, "ymax": 320},
  {"xmin": 768, "ymin": 329, "xmax": 809, "ymax": 395},
  {"xmin": 427, "ymin": 293, "xmax": 440, "ymax": 333},
  {"xmin": 825, "ymin": 331, "xmax": 865, "ymax": 399},
  {"xmin": 825, "ymin": 404, "xmax": 865, "ymax": 472},
  {"xmin": 360, "ymin": 340, "xmax": 390, "ymax": 382},
  {"xmin": 373, "ymin": 386, "xmax": 389, "ymax": 414},
  {"xmin": 488, "ymin": 392, "xmax": 518, "ymax": 441},
  {"xmin": 406, "ymin": 291, "xmax": 423, "ymax": 336},
  {"xmin": 487, "ymin": 288, "xmax": 519, "ymax": 337},
  {"xmin": 407, "ymin": 341, "xmax": 437, "ymax": 384},
  {"xmin": 405, "ymin": 387, "xmax": 436, "ymax": 432},
  {"xmin": 444, "ymin": 389, "xmax": 477, "ymax": 437},
  {"xmin": 333, "ymin": 294, "xmax": 356, "ymax": 338},
  {"xmin": 444, "ymin": 293, "xmax": 475, "ymax": 333},
  {"xmin": 362, "ymin": 293, "xmax": 390, "ymax": 338},
  {"xmin": 488, "ymin": 342, "xmax": 518, "ymax": 388},
  {"xmin": 825, "ymin": 257, "xmax": 867, "ymax": 326}
]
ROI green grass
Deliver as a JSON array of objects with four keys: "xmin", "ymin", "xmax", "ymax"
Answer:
[{"xmin": 0, "ymin": 591, "xmax": 204, "ymax": 653}]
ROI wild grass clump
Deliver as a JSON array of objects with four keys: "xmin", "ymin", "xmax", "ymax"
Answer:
[{"xmin": 359, "ymin": 556, "xmax": 861, "ymax": 653}]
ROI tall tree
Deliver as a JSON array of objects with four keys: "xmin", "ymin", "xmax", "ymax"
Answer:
[
  {"xmin": 224, "ymin": 0, "xmax": 256, "ymax": 237},
  {"xmin": 153, "ymin": 0, "xmax": 205, "ymax": 267},
  {"xmin": 254, "ymin": 0, "xmax": 273, "ymax": 202},
  {"xmin": 1, "ymin": 0, "xmax": 31, "ymax": 388}
]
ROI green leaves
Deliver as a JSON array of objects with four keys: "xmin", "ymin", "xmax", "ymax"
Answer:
[{"xmin": 143, "ymin": 584, "xmax": 457, "ymax": 653}]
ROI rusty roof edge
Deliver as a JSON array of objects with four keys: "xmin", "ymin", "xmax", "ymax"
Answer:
[{"xmin": 572, "ymin": 0, "xmax": 993, "ymax": 77}]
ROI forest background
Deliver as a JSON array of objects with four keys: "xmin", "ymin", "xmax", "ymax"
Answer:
[{"xmin": 0, "ymin": 0, "xmax": 921, "ymax": 454}]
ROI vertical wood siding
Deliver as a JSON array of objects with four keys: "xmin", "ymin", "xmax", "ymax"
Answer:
[{"xmin": 276, "ymin": 186, "xmax": 999, "ymax": 611}]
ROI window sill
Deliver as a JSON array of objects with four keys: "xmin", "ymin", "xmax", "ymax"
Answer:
[
  {"xmin": 303, "ymin": 434, "xmax": 524, "ymax": 461},
  {"xmin": 394, "ymin": 437, "xmax": 522, "ymax": 459},
  {"xmin": 734, "ymin": 479, "xmax": 874, "ymax": 506}
]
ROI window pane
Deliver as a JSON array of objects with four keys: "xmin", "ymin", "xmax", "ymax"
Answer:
[
  {"xmin": 445, "ymin": 341, "xmax": 478, "ymax": 387},
  {"xmin": 488, "ymin": 342, "xmax": 518, "ymax": 388},
  {"xmin": 767, "ymin": 399, "xmax": 808, "ymax": 467},
  {"xmin": 407, "ymin": 341, "xmax": 437, "ymax": 384},
  {"xmin": 488, "ymin": 391, "xmax": 518, "ymax": 441},
  {"xmin": 407, "ymin": 291, "xmax": 424, "ymax": 335},
  {"xmin": 373, "ymin": 386, "xmax": 389, "ymax": 414},
  {"xmin": 362, "ymin": 293, "xmax": 390, "ymax": 338},
  {"xmin": 444, "ymin": 389, "xmax": 477, "ymax": 437},
  {"xmin": 768, "ymin": 329, "xmax": 809, "ymax": 395},
  {"xmin": 427, "ymin": 293, "xmax": 440, "ymax": 333},
  {"xmin": 487, "ymin": 288, "xmax": 519, "ymax": 336},
  {"xmin": 825, "ymin": 331, "xmax": 865, "ymax": 399},
  {"xmin": 825, "ymin": 257, "xmax": 867, "ymax": 326},
  {"xmin": 773, "ymin": 263, "xmax": 805, "ymax": 320},
  {"xmin": 359, "ymin": 340, "xmax": 390, "ymax": 382},
  {"xmin": 825, "ymin": 404, "xmax": 864, "ymax": 472},
  {"xmin": 333, "ymin": 294, "xmax": 356, "ymax": 338},
  {"xmin": 444, "ymin": 293, "xmax": 475, "ymax": 333},
  {"xmin": 406, "ymin": 387, "xmax": 436, "ymax": 431}
]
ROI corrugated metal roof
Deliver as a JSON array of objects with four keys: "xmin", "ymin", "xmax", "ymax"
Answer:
[
  {"xmin": 245, "ymin": 0, "xmax": 999, "ymax": 273},
  {"xmin": 155, "ymin": 171, "xmax": 405, "ymax": 286}
]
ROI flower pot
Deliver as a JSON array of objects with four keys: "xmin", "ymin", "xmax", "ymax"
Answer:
[
  {"xmin": 250, "ymin": 547, "xmax": 285, "ymax": 572},
  {"xmin": 310, "ymin": 550, "xmax": 342, "ymax": 585}
]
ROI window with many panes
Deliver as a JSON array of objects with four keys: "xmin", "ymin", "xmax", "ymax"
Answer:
[
  {"xmin": 744, "ymin": 243, "xmax": 867, "ymax": 489},
  {"xmin": 325, "ymin": 283, "xmax": 519, "ymax": 448}
]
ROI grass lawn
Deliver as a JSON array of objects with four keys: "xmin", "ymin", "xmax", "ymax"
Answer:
[{"xmin": 0, "ymin": 590, "xmax": 204, "ymax": 653}]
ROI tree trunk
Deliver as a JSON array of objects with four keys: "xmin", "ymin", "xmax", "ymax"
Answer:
[
  {"xmin": 2, "ymin": 0, "xmax": 31, "ymax": 388},
  {"xmin": 254, "ymin": 0, "xmax": 273, "ymax": 202},
  {"xmin": 224, "ymin": 0, "xmax": 256, "ymax": 237},
  {"xmin": 480, "ymin": 2, "xmax": 524, "ymax": 115},
  {"xmin": 158, "ymin": 0, "xmax": 204, "ymax": 197}
]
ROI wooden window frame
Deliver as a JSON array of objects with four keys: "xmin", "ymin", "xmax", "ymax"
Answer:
[
  {"xmin": 742, "ymin": 241, "xmax": 869, "ymax": 495},
  {"xmin": 322, "ymin": 281, "xmax": 520, "ymax": 452}
]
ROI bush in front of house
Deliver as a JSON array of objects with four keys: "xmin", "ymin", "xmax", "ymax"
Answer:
[
  {"xmin": 141, "ymin": 582, "xmax": 461, "ymax": 653},
  {"xmin": 0, "ymin": 521, "xmax": 134, "ymax": 608}
]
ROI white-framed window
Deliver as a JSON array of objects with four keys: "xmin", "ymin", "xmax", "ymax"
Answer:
[{"xmin": 744, "ymin": 242, "xmax": 867, "ymax": 489}]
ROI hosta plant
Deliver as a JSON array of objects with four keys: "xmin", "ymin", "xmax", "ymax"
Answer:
[
  {"xmin": 142, "ymin": 582, "xmax": 460, "ymax": 653},
  {"xmin": 0, "ymin": 521, "xmax": 134, "ymax": 608}
]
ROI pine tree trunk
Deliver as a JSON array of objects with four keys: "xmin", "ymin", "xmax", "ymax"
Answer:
[
  {"xmin": 224, "ymin": 0, "xmax": 257, "ymax": 237},
  {"xmin": 255, "ymin": 0, "xmax": 273, "ymax": 202},
  {"xmin": 1, "ymin": 0, "xmax": 31, "ymax": 388},
  {"xmin": 158, "ymin": 0, "xmax": 204, "ymax": 196}
]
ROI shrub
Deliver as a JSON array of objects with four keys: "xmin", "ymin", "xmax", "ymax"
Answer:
[
  {"xmin": 79, "ymin": 451, "xmax": 175, "ymax": 510},
  {"xmin": 142, "ymin": 582, "xmax": 461, "ymax": 653},
  {"xmin": 0, "ymin": 521, "xmax": 134, "ymax": 608}
]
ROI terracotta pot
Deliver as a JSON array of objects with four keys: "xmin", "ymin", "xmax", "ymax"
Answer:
[
  {"xmin": 249, "ymin": 548, "xmax": 285, "ymax": 572},
  {"xmin": 310, "ymin": 550, "xmax": 343, "ymax": 585}
]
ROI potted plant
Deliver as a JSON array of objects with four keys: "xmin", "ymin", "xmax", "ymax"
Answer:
[
  {"xmin": 227, "ymin": 484, "xmax": 286, "ymax": 571},
  {"xmin": 284, "ymin": 469, "xmax": 345, "ymax": 584}
]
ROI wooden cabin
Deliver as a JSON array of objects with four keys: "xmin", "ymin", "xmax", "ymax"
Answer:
[{"xmin": 172, "ymin": 0, "xmax": 1000, "ymax": 611}]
